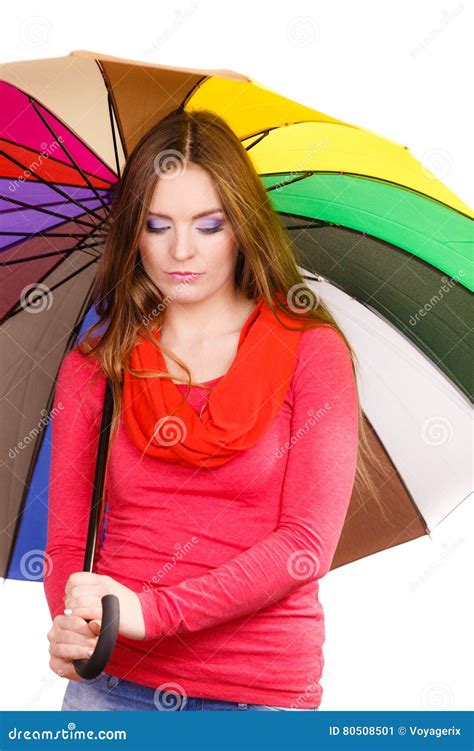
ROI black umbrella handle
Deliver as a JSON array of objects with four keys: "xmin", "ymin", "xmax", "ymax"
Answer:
[
  {"xmin": 73, "ymin": 594, "xmax": 120, "ymax": 680},
  {"xmin": 72, "ymin": 378, "xmax": 118, "ymax": 680}
]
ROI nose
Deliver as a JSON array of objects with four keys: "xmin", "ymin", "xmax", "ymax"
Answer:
[{"xmin": 169, "ymin": 227, "xmax": 196, "ymax": 262}]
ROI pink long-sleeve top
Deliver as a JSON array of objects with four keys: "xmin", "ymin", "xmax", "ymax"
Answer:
[{"xmin": 43, "ymin": 323, "xmax": 359, "ymax": 709}]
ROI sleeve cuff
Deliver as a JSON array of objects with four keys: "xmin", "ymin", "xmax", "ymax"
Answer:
[{"xmin": 136, "ymin": 589, "xmax": 163, "ymax": 640}]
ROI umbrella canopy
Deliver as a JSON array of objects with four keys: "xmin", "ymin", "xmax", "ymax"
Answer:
[{"xmin": 1, "ymin": 49, "xmax": 472, "ymax": 584}]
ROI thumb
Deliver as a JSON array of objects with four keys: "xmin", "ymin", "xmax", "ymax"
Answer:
[{"xmin": 88, "ymin": 619, "xmax": 102, "ymax": 636}]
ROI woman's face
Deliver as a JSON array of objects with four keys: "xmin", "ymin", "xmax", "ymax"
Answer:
[{"xmin": 138, "ymin": 162, "xmax": 240, "ymax": 303}]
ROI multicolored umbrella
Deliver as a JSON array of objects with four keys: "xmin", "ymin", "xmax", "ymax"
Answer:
[{"xmin": 1, "ymin": 50, "xmax": 472, "ymax": 590}]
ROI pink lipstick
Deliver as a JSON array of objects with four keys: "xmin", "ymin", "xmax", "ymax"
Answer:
[{"xmin": 167, "ymin": 272, "xmax": 204, "ymax": 282}]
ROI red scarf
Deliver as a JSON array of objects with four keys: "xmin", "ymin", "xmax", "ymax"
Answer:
[{"xmin": 122, "ymin": 293, "xmax": 305, "ymax": 467}]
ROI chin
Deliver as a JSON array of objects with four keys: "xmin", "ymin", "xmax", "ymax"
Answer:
[{"xmin": 164, "ymin": 282, "xmax": 207, "ymax": 299}]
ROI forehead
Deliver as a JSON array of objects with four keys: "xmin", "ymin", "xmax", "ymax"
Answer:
[{"xmin": 148, "ymin": 163, "xmax": 222, "ymax": 217}]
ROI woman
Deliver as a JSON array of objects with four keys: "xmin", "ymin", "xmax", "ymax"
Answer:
[{"xmin": 44, "ymin": 108, "xmax": 372, "ymax": 712}]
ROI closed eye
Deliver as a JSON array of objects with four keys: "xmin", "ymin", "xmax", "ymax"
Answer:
[
  {"xmin": 145, "ymin": 226, "xmax": 168, "ymax": 234},
  {"xmin": 145, "ymin": 225, "xmax": 224, "ymax": 234},
  {"xmin": 199, "ymin": 226, "xmax": 223, "ymax": 234}
]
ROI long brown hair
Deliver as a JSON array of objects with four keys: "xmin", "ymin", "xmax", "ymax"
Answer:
[{"xmin": 78, "ymin": 107, "xmax": 384, "ymax": 516}]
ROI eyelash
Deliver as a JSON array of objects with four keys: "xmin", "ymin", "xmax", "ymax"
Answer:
[{"xmin": 146, "ymin": 225, "xmax": 224, "ymax": 235}]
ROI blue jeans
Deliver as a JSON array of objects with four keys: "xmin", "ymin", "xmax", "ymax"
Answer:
[{"xmin": 61, "ymin": 672, "xmax": 320, "ymax": 711}]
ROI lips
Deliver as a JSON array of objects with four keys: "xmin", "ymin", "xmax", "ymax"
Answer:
[{"xmin": 167, "ymin": 271, "xmax": 204, "ymax": 282}]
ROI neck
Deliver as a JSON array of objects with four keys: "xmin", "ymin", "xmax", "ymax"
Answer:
[{"xmin": 159, "ymin": 286, "xmax": 254, "ymax": 343}]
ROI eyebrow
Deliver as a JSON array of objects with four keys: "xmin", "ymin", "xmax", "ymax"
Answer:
[{"xmin": 147, "ymin": 209, "xmax": 224, "ymax": 220}]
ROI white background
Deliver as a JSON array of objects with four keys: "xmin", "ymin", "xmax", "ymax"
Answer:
[{"xmin": 0, "ymin": 0, "xmax": 472, "ymax": 712}]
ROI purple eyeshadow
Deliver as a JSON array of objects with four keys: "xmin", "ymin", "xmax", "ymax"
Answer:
[
  {"xmin": 147, "ymin": 218, "xmax": 167, "ymax": 230},
  {"xmin": 199, "ymin": 219, "xmax": 224, "ymax": 230},
  {"xmin": 146, "ymin": 216, "xmax": 224, "ymax": 231}
]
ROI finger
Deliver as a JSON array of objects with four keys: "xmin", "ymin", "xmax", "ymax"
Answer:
[
  {"xmin": 49, "ymin": 637, "xmax": 98, "ymax": 661},
  {"xmin": 49, "ymin": 631, "xmax": 98, "ymax": 652},
  {"xmin": 64, "ymin": 583, "xmax": 103, "ymax": 606},
  {"xmin": 89, "ymin": 619, "xmax": 102, "ymax": 633},
  {"xmin": 66, "ymin": 606, "xmax": 103, "ymax": 622},
  {"xmin": 65, "ymin": 573, "xmax": 106, "ymax": 597},
  {"xmin": 64, "ymin": 596, "xmax": 103, "ymax": 612},
  {"xmin": 53, "ymin": 641, "xmax": 97, "ymax": 662},
  {"xmin": 57, "ymin": 614, "xmax": 100, "ymax": 635},
  {"xmin": 49, "ymin": 657, "xmax": 83, "ymax": 682}
]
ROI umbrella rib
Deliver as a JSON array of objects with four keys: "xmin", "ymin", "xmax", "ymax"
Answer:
[
  {"xmin": 0, "ymin": 194, "xmax": 100, "ymax": 231},
  {"xmin": 0, "ymin": 245, "xmax": 101, "ymax": 266},
  {"xmin": 241, "ymin": 125, "xmax": 282, "ymax": 143},
  {"xmin": 107, "ymin": 92, "xmax": 122, "ymax": 179},
  {"xmin": 243, "ymin": 131, "xmax": 269, "ymax": 151},
  {"xmin": 0, "ymin": 213, "xmax": 108, "ymax": 323},
  {"xmin": 0, "ymin": 230, "xmax": 100, "ymax": 237},
  {"xmin": 0, "ymin": 231, "xmax": 106, "ymax": 256},
  {"xmin": 0, "ymin": 148, "xmax": 106, "ymax": 223},
  {"xmin": 285, "ymin": 222, "xmax": 327, "ymax": 230},
  {"xmin": 265, "ymin": 168, "xmax": 473, "ymax": 219},
  {"xmin": 0, "ymin": 214, "xmax": 109, "ymax": 245},
  {"xmin": 265, "ymin": 171, "xmax": 316, "ymax": 192},
  {"xmin": 29, "ymin": 96, "xmax": 114, "ymax": 214}
]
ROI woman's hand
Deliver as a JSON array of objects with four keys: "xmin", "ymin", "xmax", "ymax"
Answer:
[
  {"xmin": 47, "ymin": 613, "xmax": 98, "ymax": 681},
  {"xmin": 64, "ymin": 572, "xmax": 146, "ymax": 641}
]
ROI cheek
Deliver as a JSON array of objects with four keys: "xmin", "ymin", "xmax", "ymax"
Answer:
[
  {"xmin": 200, "ymin": 233, "xmax": 238, "ymax": 267},
  {"xmin": 139, "ymin": 235, "xmax": 162, "ymax": 267}
]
